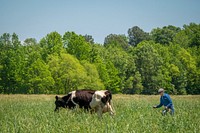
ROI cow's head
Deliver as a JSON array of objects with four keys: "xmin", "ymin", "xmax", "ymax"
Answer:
[{"xmin": 54, "ymin": 96, "xmax": 67, "ymax": 111}]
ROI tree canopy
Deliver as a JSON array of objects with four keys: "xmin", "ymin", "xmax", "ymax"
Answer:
[{"xmin": 0, "ymin": 23, "xmax": 200, "ymax": 94}]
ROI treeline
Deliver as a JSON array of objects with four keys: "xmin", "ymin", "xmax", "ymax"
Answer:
[{"xmin": 0, "ymin": 23, "xmax": 200, "ymax": 94}]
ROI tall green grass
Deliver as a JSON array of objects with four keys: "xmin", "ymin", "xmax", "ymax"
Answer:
[{"xmin": 0, "ymin": 94, "xmax": 199, "ymax": 133}]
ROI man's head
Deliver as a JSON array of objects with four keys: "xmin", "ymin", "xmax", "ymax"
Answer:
[{"xmin": 158, "ymin": 88, "xmax": 164, "ymax": 96}]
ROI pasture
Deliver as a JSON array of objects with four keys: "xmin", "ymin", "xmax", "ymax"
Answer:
[{"xmin": 0, "ymin": 94, "xmax": 199, "ymax": 133}]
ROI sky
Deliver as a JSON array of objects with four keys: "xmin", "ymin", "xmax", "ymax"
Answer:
[{"xmin": 0, "ymin": 0, "xmax": 200, "ymax": 44}]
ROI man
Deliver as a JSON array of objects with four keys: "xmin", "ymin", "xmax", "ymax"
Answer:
[{"xmin": 153, "ymin": 88, "xmax": 174, "ymax": 115}]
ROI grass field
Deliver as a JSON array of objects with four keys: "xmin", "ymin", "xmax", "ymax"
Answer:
[{"xmin": 0, "ymin": 94, "xmax": 199, "ymax": 133}]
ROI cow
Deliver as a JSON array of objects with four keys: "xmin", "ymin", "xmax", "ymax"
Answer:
[
  {"xmin": 54, "ymin": 93, "xmax": 76, "ymax": 111},
  {"xmin": 90, "ymin": 90, "xmax": 115, "ymax": 117},
  {"xmin": 54, "ymin": 89, "xmax": 115, "ymax": 117}
]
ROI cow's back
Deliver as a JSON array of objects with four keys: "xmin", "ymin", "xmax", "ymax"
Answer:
[{"xmin": 72, "ymin": 90, "xmax": 95, "ymax": 109}]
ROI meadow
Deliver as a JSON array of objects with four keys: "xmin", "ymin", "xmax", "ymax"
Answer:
[{"xmin": 0, "ymin": 94, "xmax": 199, "ymax": 133}]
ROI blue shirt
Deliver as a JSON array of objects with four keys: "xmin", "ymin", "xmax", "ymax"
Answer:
[{"xmin": 156, "ymin": 93, "xmax": 173, "ymax": 108}]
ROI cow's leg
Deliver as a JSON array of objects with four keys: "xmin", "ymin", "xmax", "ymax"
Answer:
[
  {"xmin": 83, "ymin": 106, "xmax": 90, "ymax": 112},
  {"xmin": 97, "ymin": 105, "xmax": 103, "ymax": 118},
  {"xmin": 54, "ymin": 107, "xmax": 59, "ymax": 112},
  {"xmin": 106, "ymin": 102, "xmax": 115, "ymax": 116}
]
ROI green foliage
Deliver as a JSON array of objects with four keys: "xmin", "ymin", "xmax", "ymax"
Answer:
[
  {"xmin": 24, "ymin": 38, "xmax": 37, "ymax": 46},
  {"xmin": 133, "ymin": 41, "xmax": 163, "ymax": 94},
  {"xmin": 128, "ymin": 26, "xmax": 151, "ymax": 46},
  {"xmin": 81, "ymin": 61, "xmax": 105, "ymax": 90},
  {"xmin": 183, "ymin": 23, "xmax": 200, "ymax": 47},
  {"xmin": 104, "ymin": 34, "xmax": 129, "ymax": 50},
  {"xmin": 0, "ymin": 33, "xmax": 24, "ymax": 93},
  {"xmin": 27, "ymin": 59, "xmax": 54, "ymax": 94},
  {"xmin": 40, "ymin": 31, "xmax": 63, "ymax": 61},
  {"xmin": 48, "ymin": 53, "xmax": 88, "ymax": 93},
  {"xmin": 63, "ymin": 32, "xmax": 92, "ymax": 61},
  {"xmin": 0, "ymin": 22, "xmax": 200, "ymax": 94},
  {"xmin": 151, "ymin": 25, "xmax": 181, "ymax": 45},
  {"xmin": 173, "ymin": 23, "xmax": 200, "ymax": 47},
  {"xmin": 83, "ymin": 34, "xmax": 94, "ymax": 44},
  {"xmin": 173, "ymin": 30, "xmax": 190, "ymax": 48}
]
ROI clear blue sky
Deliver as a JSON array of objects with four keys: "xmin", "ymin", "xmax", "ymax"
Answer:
[{"xmin": 0, "ymin": 0, "xmax": 200, "ymax": 44}]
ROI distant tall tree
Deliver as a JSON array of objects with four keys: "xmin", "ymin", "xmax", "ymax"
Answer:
[
  {"xmin": 104, "ymin": 34, "xmax": 129, "ymax": 50},
  {"xmin": 11, "ymin": 33, "xmax": 21, "ymax": 48},
  {"xmin": 89, "ymin": 44, "xmax": 104, "ymax": 63},
  {"xmin": 0, "ymin": 33, "xmax": 15, "ymax": 93},
  {"xmin": 177, "ymin": 48, "xmax": 198, "ymax": 94},
  {"xmin": 151, "ymin": 25, "xmax": 181, "ymax": 45},
  {"xmin": 40, "ymin": 31, "xmax": 63, "ymax": 61},
  {"xmin": 173, "ymin": 23, "xmax": 200, "ymax": 48},
  {"xmin": 0, "ymin": 33, "xmax": 24, "ymax": 93},
  {"xmin": 167, "ymin": 44, "xmax": 199, "ymax": 94},
  {"xmin": 63, "ymin": 32, "xmax": 92, "ymax": 61},
  {"xmin": 48, "ymin": 53, "xmax": 88, "ymax": 93},
  {"xmin": 128, "ymin": 26, "xmax": 150, "ymax": 46},
  {"xmin": 24, "ymin": 38, "xmax": 37, "ymax": 46},
  {"xmin": 0, "ymin": 33, "xmax": 11, "ymax": 49},
  {"xmin": 133, "ymin": 41, "xmax": 163, "ymax": 94},
  {"xmin": 83, "ymin": 34, "xmax": 94, "ymax": 44},
  {"xmin": 81, "ymin": 61, "xmax": 105, "ymax": 90},
  {"xmin": 105, "ymin": 61, "xmax": 121, "ymax": 93},
  {"xmin": 173, "ymin": 30, "xmax": 190, "ymax": 48},
  {"xmin": 183, "ymin": 23, "xmax": 200, "ymax": 47},
  {"xmin": 123, "ymin": 70, "xmax": 143, "ymax": 94},
  {"xmin": 27, "ymin": 58, "xmax": 54, "ymax": 94}
]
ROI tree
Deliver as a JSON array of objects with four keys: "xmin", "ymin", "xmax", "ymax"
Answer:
[
  {"xmin": 0, "ymin": 33, "xmax": 25, "ymax": 93},
  {"xmin": 128, "ymin": 26, "xmax": 150, "ymax": 46},
  {"xmin": 123, "ymin": 71, "xmax": 143, "ymax": 94},
  {"xmin": 83, "ymin": 34, "xmax": 94, "ymax": 44},
  {"xmin": 12, "ymin": 33, "xmax": 21, "ymax": 48},
  {"xmin": 167, "ymin": 44, "xmax": 197, "ymax": 94},
  {"xmin": 173, "ymin": 30, "xmax": 190, "ymax": 48},
  {"xmin": 27, "ymin": 59, "xmax": 54, "ymax": 94},
  {"xmin": 40, "ymin": 31, "xmax": 63, "ymax": 61},
  {"xmin": 104, "ymin": 34, "xmax": 129, "ymax": 50},
  {"xmin": 133, "ymin": 41, "xmax": 164, "ymax": 94},
  {"xmin": 24, "ymin": 38, "xmax": 37, "ymax": 46},
  {"xmin": 63, "ymin": 32, "xmax": 92, "ymax": 61},
  {"xmin": 81, "ymin": 61, "xmax": 104, "ymax": 90},
  {"xmin": 105, "ymin": 61, "xmax": 121, "ymax": 93},
  {"xmin": 48, "ymin": 53, "xmax": 88, "ymax": 94},
  {"xmin": 0, "ymin": 49, "xmax": 17, "ymax": 93},
  {"xmin": 151, "ymin": 25, "xmax": 181, "ymax": 45},
  {"xmin": 89, "ymin": 43, "xmax": 104, "ymax": 63},
  {"xmin": 183, "ymin": 23, "xmax": 200, "ymax": 47},
  {"xmin": 0, "ymin": 33, "xmax": 11, "ymax": 49},
  {"xmin": 177, "ymin": 48, "xmax": 198, "ymax": 94},
  {"xmin": 104, "ymin": 46, "xmax": 137, "ymax": 92}
]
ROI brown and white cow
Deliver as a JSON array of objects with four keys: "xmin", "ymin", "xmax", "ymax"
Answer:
[
  {"xmin": 54, "ymin": 89, "xmax": 115, "ymax": 117},
  {"xmin": 90, "ymin": 90, "xmax": 115, "ymax": 117}
]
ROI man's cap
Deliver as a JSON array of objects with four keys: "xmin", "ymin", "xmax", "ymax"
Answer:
[{"xmin": 158, "ymin": 88, "xmax": 164, "ymax": 93}]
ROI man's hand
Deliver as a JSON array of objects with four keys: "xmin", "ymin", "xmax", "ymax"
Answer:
[
  {"xmin": 165, "ymin": 106, "xmax": 168, "ymax": 110},
  {"xmin": 153, "ymin": 105, "xmax": 157, "ymax": 108}
]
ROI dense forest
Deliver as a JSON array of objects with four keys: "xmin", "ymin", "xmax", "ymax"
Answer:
[{"xmin": 0, "ymin": 23, "xmax": 200, "ymax": 94}]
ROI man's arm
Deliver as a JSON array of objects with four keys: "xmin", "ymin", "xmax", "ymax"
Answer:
[{"xmin": 154, "ymin": 97, "xmax": 163, "ymax": 108}]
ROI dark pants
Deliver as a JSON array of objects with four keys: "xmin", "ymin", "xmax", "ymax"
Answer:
[
  {"xmin": 163, "ymin": 105, "xmax": 174, "ymax": 116},
  {"xmin": 169, "ymin": 105, "xmax": 175, "ymax": 115}
]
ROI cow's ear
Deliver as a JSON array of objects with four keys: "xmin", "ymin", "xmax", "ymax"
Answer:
[{"xmin": 55, "ymin": 96, "xmax": 58, "ymax": 100}]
